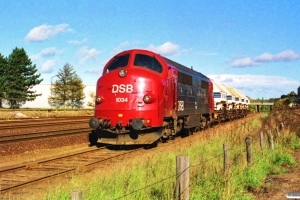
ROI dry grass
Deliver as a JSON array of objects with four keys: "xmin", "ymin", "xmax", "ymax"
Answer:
[{"xmin": 0, "ymin": 109, "xmax": 94, "ymax": 119}]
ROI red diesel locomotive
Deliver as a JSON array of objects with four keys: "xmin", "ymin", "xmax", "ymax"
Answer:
[{"xmin": 89, "ymin": 49, "xmax": 214, "ymax": 145}]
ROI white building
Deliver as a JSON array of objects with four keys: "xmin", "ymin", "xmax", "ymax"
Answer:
[{"xmin": 21, "ymin": 84, "xmax": 96, "ymax": 108}]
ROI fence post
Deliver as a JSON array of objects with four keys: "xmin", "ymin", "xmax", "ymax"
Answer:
[
  {"xmin": 245, "ymin": 136, "xmax": 252, "ymax": 165},
  {"xmin": 223, "ymin": 143, "xmax": 229, "ymax": 176},
  {"xmin": 176, "ymin": 155, "xmax": 189, "ymax": 200},
  {"xmin": 276, "ymin": 126, "xmax": 280, "ymax": 138},
  {"xmin": 259, "ymin": 132, "xmax": 264, "ymax": 153},
  {"xmin": 280, "ymin": 122, "xmax": 284, "ymax": 129},
  {"xmin": 71, "ymin": 190, "xmax": 84, "ymax": 200},
  {"xmin": 267, "ymin": 130, "xmax": 274, "ymax": 150}
]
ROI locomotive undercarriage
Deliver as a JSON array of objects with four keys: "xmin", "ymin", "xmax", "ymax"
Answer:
[
  {"xmin": 89, "ymin": 114, "xmax": 213, "ymax": 145},
  {"xmin": 89, "ymin": 107, "xmax": 249, "ymax": 146},
  {"xmin": 89, "ymin": 117, "xmax": 164, "ymax": 145},
  {"xmin": 161, "ymin": 114, "xmax": 211, "ymax": 142}
]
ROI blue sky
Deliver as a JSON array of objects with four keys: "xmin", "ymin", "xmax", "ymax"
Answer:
[{"xmin": 1, "ymin": 1, "xmax": 300, "ymax": 99}]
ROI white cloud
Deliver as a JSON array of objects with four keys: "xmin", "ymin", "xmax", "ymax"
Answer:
[
  {"xmin": 67, "ymin": 38, "xmax": 88, "ymax": 45},
  {"xmin": 231, "ymin": 57, "xmax": 260, "ymax": 67},
  {"xmin": 25, "ymin": 23, "xmax": 73, "ymax": 42},
  {"xmin": 30, "ymin": 53, "xmax": 41, "ymax": 61},
  {"xmin": 40, "ymin": 60, "xmax": 56, "ymax": 73},
  {"xmin": 147, "ymin": 42, "xmax": 180, "ymax": 55},
  {"xmin": 231, "ymin": 50, "xmax": 300, "ymax": 68},
  {"xmin": 30, "ymin": 47, "xmax": 64, "ymax": 61},
  {"xmin": 78, "ymin": 46, "xmax": 101, "ymax": 65},
  {"xmin": 209, "ymin": 74, "xmax": 300, "ymax": 98},
  {"xmin": 41, "ymin": 47, "xmax": 64, "ymax": 56}
]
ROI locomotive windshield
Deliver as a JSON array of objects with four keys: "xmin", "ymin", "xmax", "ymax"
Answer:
[
  {"xmin": 106, "ymin": 54, "xmax": 130, "ymax": 73},
  {"xmin": 134, "ymin": 54, "xmax": 163, "ymax": 73}
]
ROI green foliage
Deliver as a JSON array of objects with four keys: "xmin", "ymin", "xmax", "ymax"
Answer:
[
  {"xmin": 49, "ymin": 63, "xmax": 85, "ymax": 108},
  {"xmin": 87, "ymin": 91, "xmax": 95, "ymax": 108},
  {"xmin": 273, "ymin": 152, "xmax": 297, "ymax": 166},
  {"xmin": 0, "ymin": 53, "xmax": 7, "ymax": 108},
  {"xmin": 4, "ymin": 47, "xmax": 43, "ymax": 108}
]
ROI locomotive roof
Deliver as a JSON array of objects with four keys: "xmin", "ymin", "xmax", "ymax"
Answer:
[{"xmin": 162, "ymin": 56, "xmax": 211, "ymax": 81}]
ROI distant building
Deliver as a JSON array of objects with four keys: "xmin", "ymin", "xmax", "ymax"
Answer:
[{"xmin": 19, "ymin": 84, "xmax": 96, "ymax": 108}]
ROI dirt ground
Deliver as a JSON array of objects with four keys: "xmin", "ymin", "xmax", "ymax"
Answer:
[{"xmin": 253, "ymin": 149, "xmax": 300, "ymax": 199}]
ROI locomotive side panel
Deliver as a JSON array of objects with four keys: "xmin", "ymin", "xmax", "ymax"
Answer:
[{"xmin": 162, "ymin": 56, "xmax": 213, "ymax": 128}]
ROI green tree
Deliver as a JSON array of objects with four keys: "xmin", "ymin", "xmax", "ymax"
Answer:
[
  {"xmin": 67, "ymin": 74, "xmax": 85, "ymax": 108},
  {"xmin": 0, "ymin": 53, "xmax": 7, "ymax": 108},
  {"xmin": 5, "ymin": 47, "xmax": 42, "ymax": 109},
  {"xmin": 49, "ymin": 63, "xmax": 85, "ymax": 108},
  {"xmin": 87, "ymin": 91, "xmax": 95, "ymax": 108}
]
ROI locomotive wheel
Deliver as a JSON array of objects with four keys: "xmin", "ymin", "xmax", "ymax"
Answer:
[
  {"xmin": 180, "ymin": 128, "xmax": 191, "ymax": 137},
  {"xmin": 159, "ymin": 137, "xmax": 168, "ymax": 143}
]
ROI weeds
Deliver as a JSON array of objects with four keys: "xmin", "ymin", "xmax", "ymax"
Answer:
[{"xmin": 42, "ymin": 108, "xmax": 300, "ymax": 200}]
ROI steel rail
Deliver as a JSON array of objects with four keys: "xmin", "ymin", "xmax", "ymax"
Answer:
[
  {"xmin": 0, "ymin": 146, "xmax": 142, "ymax": 192},
  {"xmin": 0, "ymin": 119, "xmax": 89, "ymax": 130},
  {"xmin": 0, "ymin": 127, "xmax": 92, "ymax": 144},
  {"xmin": 0, "ymin": 116, "xmax": 90, "ymax": 126}
]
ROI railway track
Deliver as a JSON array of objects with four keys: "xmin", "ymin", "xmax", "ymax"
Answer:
[
  {"xmin": 0, "ymin": 146, "xmax": 142, "ymax": 195},
  {"xmin": 0, "ymin": 127, "xmax": 92, "ymax": 144},
  {"xmin": 0, "ymin": 116, "xmax": 90, "ymax": 129},
  {"xmin": 0, "ymin": 119, "xmax": 89, "ymax": 131}
]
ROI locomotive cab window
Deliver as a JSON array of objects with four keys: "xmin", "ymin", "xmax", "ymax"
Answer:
[
  {"xmin": 105, "ymin": 54, "xmax": 130, "ymax": 73},
  {"xmin": 134, "ymin": 54, "xmax": 163, "ymax": 73}
]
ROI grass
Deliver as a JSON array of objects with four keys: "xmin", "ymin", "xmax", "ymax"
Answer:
[{"xmin": 42, "ymin": 113, "xmax": 300, "ymax": 200}]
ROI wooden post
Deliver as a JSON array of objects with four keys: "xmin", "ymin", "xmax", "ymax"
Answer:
[
  {"xmin": 267, "ymin": 130, "xmax": 274, "ymax": 150},
  {"xmin": 280, "ymin": 122, "xmax": 284, "ymax": 129},
  {"xmin": 259, "ymin": 132, "xmax": 264, "ymax": 153},
  {"xmin": 245, "ymin": 136, "xmax": 252, "ymax": 165},
  {"xmin": 276, "ymin": 127, "xmax": 280, "ymax": 137},
  {"xmin": 71, "ymin": 190, "xmax": 84, "ymax": 200},
  {"xmin": 176, "ymin": 155, "xmax": 189, "ymax": 200},
  {"xmin": 223, "ymin": 143, "xmax": 229, "ymax": 176}
]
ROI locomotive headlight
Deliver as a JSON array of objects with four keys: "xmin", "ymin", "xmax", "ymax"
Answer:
[
  {"xmin": 143, "ymin": 95, "xmax": 151, "ymax": 103},
  {"xmin": 96, "ymin": 95, "xmax": 103, "ymax": 103},
  {"xmin": 118, "ymin": 69, "xmax": 127, "ymax": 77}
]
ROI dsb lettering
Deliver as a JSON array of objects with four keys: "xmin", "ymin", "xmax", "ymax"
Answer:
[{"xmin": 112, "ymin": 84, "xmax": 133, "ymax": 93}]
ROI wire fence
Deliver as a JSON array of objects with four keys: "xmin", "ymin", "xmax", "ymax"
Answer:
[{"xmin": 70, "ymin": 117, "xmax": 297, "ymax": 200}]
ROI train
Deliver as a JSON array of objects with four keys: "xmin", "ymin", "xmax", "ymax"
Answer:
[{"xmin": 89, "ymin": 49, "xmax": 250, "ymax": 145}]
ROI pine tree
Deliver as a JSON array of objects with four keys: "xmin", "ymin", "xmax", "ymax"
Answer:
[
  {"xmin": 50, "ymin": 63, "xmax": 85, "ymax": 108},
  {"xmin": 5, "ymin": 47, "xmax": 43, "ymax": 108},
  {"xmin": 0, "ymin": 53, "xmax": 7, "ymax": 108}
]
